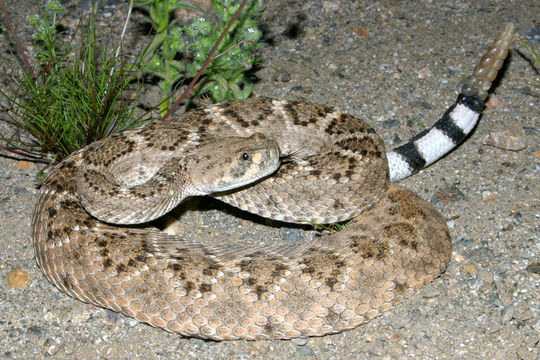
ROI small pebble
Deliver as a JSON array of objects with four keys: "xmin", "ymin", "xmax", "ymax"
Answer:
[
  {"xmin": 501, "ymin": 306, "xmax": 515, "ymax": 323},
  {"xmin": 296, "ymin": 345, "xmax": 315, "ymax": 356},
  {"xmin": 44, "ymin": 337, "xmax": 63, "ymax": 356},
  {"xmin": 525, "ymin": 262, "xmax": 540, "ymax": 274},
  {"xmin": 389, "ymin": 332, "xmax": 401, "ymax": 342},
  {"xmin": 356, "ymin": 27, "xmax": 366, "ymax": 38},
  {"xmin": 495, "ymin": 280, "xmax": 513, "ymax": 306},
  {"xmin": 516, "ymin": 346, "xmax": 536, "ymax": 360},
  {"xmin": 463, "ymin": 263, "xmax": 477, "ymax": 275},
  {"xmin": 513, "ymin": 304, "xmax": 534, "ymax": 322},
  {"xmin": 16, "ymin": 160, "xmax": 34, "ymax": 171},
  {"xmin": 486, "ymin": 322, "xmax": 501, "ymax": 334},
  {"xmin": 241, "ymin": 220, "xmax": 251, "ymax": 227},
  {"xmin": 477, "ymin": 268, "xmax": 494, "ymax": 284},
  {"xmin": 102, "ymin": 345, "xmax": 115, "ymax": 359},
  {"xmin": 322, "ymin": 1, "xmax": 339, "ymax": 10},
  {"xmin": 483, "ymin": 130, "xmax": 527, "ymax": 151},
  {"xmin": 417, "ymin": 67, "xmax": 432, "ymax": 79},
  {"xmin": 482, "ymin": 191, "xmax": 495, "ymax": 201},
  {"xmin": 432, "ymin": 186, "xmax": 465, "ymax": 205},
  {"xmin": 6, "ymin": 268, "xmax": 30, "ymax": 289},
  {"xmin": 485, "ymin": 94, "xmax": 506, "ymax": 107},
  {"xmin": 273, "ymin": 69, "xmax": 291, "ymax": 82},
  {"xmin": 281, "ymin": 227, "xmax": 303, "ymax": 242},
  {"xmin": 291, "ymin": 337, "xmax": 309, "ymax": 346},
  {"xmin": 248, "ymin": 342, "xmax": 270, "ymax": 355},
  {"xmin": 162, "ymin": 215, "xmax": 183, "ymax": 235},
  {"xmin": 421, "ymin": 285, "xmax": 441, "ymax": 298}
]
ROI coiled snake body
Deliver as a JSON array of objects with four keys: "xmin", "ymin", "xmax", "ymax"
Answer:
[{"xmin": 32, "ymin": 25, "xmax": 514, "ymax": 340}]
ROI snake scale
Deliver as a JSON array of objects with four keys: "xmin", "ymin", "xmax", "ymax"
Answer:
[{"xmin": 32, "ymin": 24, "xmax": 514, "ymax": 340}]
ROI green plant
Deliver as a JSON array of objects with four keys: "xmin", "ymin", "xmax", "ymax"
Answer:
[
  {"xmin": 518, "ymin": 37, "xmax": 539, "ymax": 96},
  {"xmin": 0, "ymin": 0, "xmax": 143, "ymax": 164},
  {"xmin": 308, "ymin": 220, "xmax": 351, "ymax": 233},
  {"xmin": 139, "ymin": 0, "xmax": 262, "ymax": 115},
  {"xmin": 27, "ymin": 0, "xmax": 66, "ymax": 67}
]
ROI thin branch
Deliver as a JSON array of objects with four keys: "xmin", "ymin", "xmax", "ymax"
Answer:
[
  {"xmin": 0, "ymin": 0, "xmax": 34, "ymax": 77},
  {"xmin": 208, "ymin": 39, "xmax": 256, "ymax": 62},
  {"xmin": 160, "ymin": 0, "xmax": 249, "ymax": 121},
  {"xmin": 115, "ymin": 0, "xmax": 133, "ymax": 61},
  {"xmin": 0, "ymin": 144, "xmax": 52, "ymax": 163}
]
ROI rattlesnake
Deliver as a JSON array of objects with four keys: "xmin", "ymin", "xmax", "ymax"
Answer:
[{"xmin": 32, "ymin": 24, "xmax": 514, "ymax": 340}]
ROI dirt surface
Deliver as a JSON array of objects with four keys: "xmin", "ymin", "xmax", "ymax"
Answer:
[{"xmin": 1, "ymin": 0, "xmax": 538, "ymax": 359}]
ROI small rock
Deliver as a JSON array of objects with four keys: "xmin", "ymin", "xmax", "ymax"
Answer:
[
  {"xmin": 482, "ymin": 191, "xmax": 496, "ymax": 201},
  {"xmin": 495, "ymin": 280, "xmax": 513, "ymax": 306},
  {"xmin": 248, "ymin": 342, "xmax": 270, "ymax": 355},
  {"xmin": 322, "ymin": 1, "xmax": 339, "ymax": 11},
  {"xmin": 417, "ymin": 67, "xmax": 432, "ymax": 79},
  {"xmin": 162, "ymin": 215, "xmax": 183, "ymax": 235},
  {"xmin": 514, "ymin": 304, "xmax": 534, "ymax": 322},
  {"xmin": 516, "ymin": 346, "xmax": 536, "ymax": 360},
  {"xmin": 273, "ymin": 69, "xmax": 291, "ymax": 82},
  {"xmin": 477, "ymin": 268, "xmax": 494, "ymax": 284},
  {"xmin": 493, "ymin": 349, "xmax": 507, "ymax": 360},
  {"xmin": 6, "ymin": 269, "xmax": 30, "ymax": 289},
  {"xmin": 534, "ymin": 150, "xmax": 540, "ymax": 157},
  {"xmin": 101, "ymin": 345, "xmax": 115, "ymax": 359},
  {"xmin": 421, "ymin": 284, "xmax": 441, "ymax": 298},
  {"xmin": 463, "ymin": 263, "xmax": 477, "ymax": 275},
  {"xmin": 501, "ymin": 305, "xmax": 515, "ymax": 323},
  {"xmin": 291, "ymin": 337, "xmax": 309, "ymax": 346},
  {"xmin": 483, "ymin": 129, "xmax": 527, "ymax": 151},
  {"xmin": 63, "ymin": 343, "xmax": 74, "ymax": 355},
  {"xmin": 381, "ymin": 119, "xmax": 400, "ymax": 128},
  {"xmin": 296, "ymin": 345, "xmax": 314, "ymax": 356},
  {"xmin": 485, "ymin": 94, "xmax": 506, "ymax": 107},
  {"xmin": 432, "ymin": 186, "xmax": 465, "ymax": 205},
  {"xmin": 390, "ymin": 311, "xmax": 413, "ymax": 329},
  {"xmin": 486, "ymin": 321, "xmax": 501, "ymax": 334},
  {"xmin": 70, "ymin": 310, "xmax": 92, "ymax": 324},
  {"xmin": 281, "ymin": 227, "xmax": 303, "ymax": 242},
  {"xmin": 389, "ymin": 332, "xmax": 401, "ymax": 342},
  {"xmin": 44, "ymin": 337, "xmax": 63, "ymax": 356},
  {"xmin": 16, "ymin": 160, "xmax": 34, "ymax": 171},
  {"xmin": 525, "ymin": 262, "xmax": 540, "ymax": 274}
]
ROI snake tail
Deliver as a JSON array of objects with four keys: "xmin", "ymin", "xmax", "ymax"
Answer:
[{"xmin": 387, "ymin": 23, "xmax": 515, "ymax": 181}]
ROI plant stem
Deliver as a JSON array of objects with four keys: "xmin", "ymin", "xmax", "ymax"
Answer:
[
  {"xmin": 114, "ymin": 0, "xmax": 133, "ymax": 61},
  {"xmin": 160, "ymin": 0, "xmax": 249, "ymax": 121}
]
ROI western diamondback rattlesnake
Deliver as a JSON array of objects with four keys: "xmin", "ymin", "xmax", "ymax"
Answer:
[{"xmin": 32, "ymin": 24, "xmax": 514, "ymax": 340}]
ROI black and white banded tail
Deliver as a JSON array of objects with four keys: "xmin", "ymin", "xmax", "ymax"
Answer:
[{"xmin": 388, "ymin": 23, "xmax": 515, "ymax": 181}]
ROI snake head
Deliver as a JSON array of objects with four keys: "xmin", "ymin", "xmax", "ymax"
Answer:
[{"xmin": 190, "ymin": 133, "xmax": 281, "ymax": 194}]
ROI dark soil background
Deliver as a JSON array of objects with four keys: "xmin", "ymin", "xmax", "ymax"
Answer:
[{"xmin": 1, "ymin": 0, "xmax": 538, "ymax": 359}]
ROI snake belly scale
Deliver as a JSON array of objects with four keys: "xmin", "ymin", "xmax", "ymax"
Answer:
[{"xmin": 32, "ymin": 24, "xmax": 514, "ymax": 340}]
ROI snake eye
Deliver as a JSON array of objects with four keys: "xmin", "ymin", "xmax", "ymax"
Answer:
[{"xmin": 242, "ymin": 152, "xmax": 249, "ymax": 161}]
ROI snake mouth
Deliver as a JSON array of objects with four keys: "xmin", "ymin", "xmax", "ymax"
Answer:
[{"xmin": 209, "ymin": 167, "xmax": 278, "ymax": 197}]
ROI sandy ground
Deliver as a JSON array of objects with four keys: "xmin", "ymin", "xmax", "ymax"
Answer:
[{"xmin": 1, "ymin": 0, "xmax": 538, "ymax": 359}]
